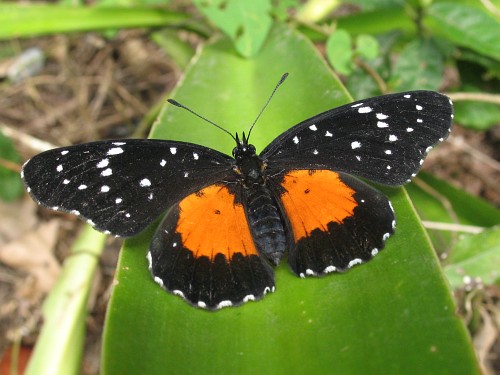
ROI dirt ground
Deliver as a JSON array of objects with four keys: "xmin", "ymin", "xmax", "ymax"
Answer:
[{"xmin": 0, "ymin": 32, "xmax": 498, "ymax": 374}]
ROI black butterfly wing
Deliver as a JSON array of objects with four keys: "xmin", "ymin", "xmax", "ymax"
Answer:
[
  {"xmin": 261, "ymin": 91, "xmax": 453, "ymax": 185},
  {"xmin": 22, "ymin": 139, "xmax": 234, "ymax": 237}
]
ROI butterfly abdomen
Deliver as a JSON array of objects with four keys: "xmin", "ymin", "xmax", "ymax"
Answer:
[{"xmin": 243, "ymin": 185, "xmax": 287, "ymax": 266}]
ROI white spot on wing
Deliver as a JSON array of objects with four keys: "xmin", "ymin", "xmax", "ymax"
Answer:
[
  {"xmin": 406, "ymin": 127, "xmax": 414, "ymax": 132},
  {"xmin": 100, "ymin": 185, "xmax": 110, "ymax": 193},
  {"xmin": 78, "ymin": 184, "xmax": 87, "ymax": 190},
  {"xmin": 313, "ymin": 149, "xmax": 318, "ymax": 155},
  {"xmin": 377, "ymin": 121, "xmax": 389, "ymax": 128},
  {"xmin": 417, "ymin": 118, "xmax": 423, "ymax": 123},
  {"xmin": 348, "ymin": 258, "xmax": 362, "ymax": 268},
  {"xmin": 154, "ymin": 276, "xmax": 164, "ymax": 287},
  {"xmin": 140, "ymin": 178, "xmax": 151, "ymax": 187},
  {"xmin": 416, "ymin": 105, "xmax": 423, "ymax": 110},
  {"xmin": 146, "ymin": 252, "xmax": 152, "ymax": 270},
  {"xmin": 107, "ymin": 147, "xmax": 123, "ymax": 155},
  {"xmin": 324, "ymin": 265, "xmax": 336, "ymax": 273},
  {"xmin": 184, "ymin": 172, "xmax": 189, "ymax": 177},
  {"xmin": 383, "ymin": 233, "xmax": 390, "ymax": 241},
  {"xmin": 61, "ymin": 150, "xmax": 69, "ymax": 155},
  {"xmin": 193, "ymin": 152, "xmax": 199, "ymax": 160},
  {"xmin": 293, "ymin": 136, "xmax": 299, "ymax": 144},
  {"xmin": 56, "ymin": 164, "xmax": 63, "ymax": 172},
  {"xmin": 385, "ymin": 150, "xmax": 392, "ymax": 155},
  {"xmin": 113, "ymin": 142, "xmax": 126, "ymax": 146},
  {"xmin": 371, "ymin": 248, "xmax": 379, "ymax": 256},
  {"xmin": 115, "ymin": 197, "xmax": 122, "ymax": 204},
  {"xmin": 325, "ymin": 131, "xmax": 332, "ymax": 137},
  {"xmin": 404, "ymin": 94, "xmax": 411, "ymax": 98},
  {"xmin": 356, "ymin": 155, "xmax": 361, "ymax": 161},
  {"xmin": 97, "ymin": 159, "xmax": 109, "ymax": 168},
  {"xmin": 172, "ymin": 290, "xmax": 184, "ymax": 297},
  {"xmin": 170, "ymin": 147, "xmax": 177, "ymax": 155},
  {"xmin": 243, "ymin": 295, "xmax": 255, "ymax": 302},
  {"xmin": 376, "ymin": 113, "xmax": 388, "ymax": 120},
  {"xmin": 160, "ymin": 159, "xmax": 166, "ymax": 167},
  {"xmin": 197, "ymin": 301, "xmax": 207, "ymax": 308},
  {"xmin": 63, "ymin": 179, "xmax": 70, "ymax": 184},
  {"xmin": 351, "ymin": 102, "xmax": 363, "ymax": 107},
  {"xmin": 217, "ymin": 300, "xmax": 232, "ymax": 309},
  {"xmin": 101, "ymin": 168, "xmax": 112, "ymax": 176},
  {"xmin": 358, "ymin": 106, "xmax": 372, "ymax": 113},
  {"xmin": 389, "ymin": 134, "xmax": 398, "ymax": 142},
  {"xmin": 309, "ymin": 124, "xmax": 317, "ymax": 131},
  {"xmin": 351, "ymin": 141, "xmax": 361, "ymax": 149}
]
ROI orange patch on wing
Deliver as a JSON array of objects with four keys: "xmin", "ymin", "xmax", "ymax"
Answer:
[
  {"xmin": 280, "ymin": 170, "xmax": 357, "ymax": 241},
  {"xmin": 176, "ymin": 185, "xmax": 258, "ymax": 260}
]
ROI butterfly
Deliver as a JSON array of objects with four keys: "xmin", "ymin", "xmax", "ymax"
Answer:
[{"xmin": 21, "ymin": 73, "xmax": 453, "ymax": 310}]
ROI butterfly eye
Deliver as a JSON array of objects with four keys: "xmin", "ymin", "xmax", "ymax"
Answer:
[{"xmin": 232, "ymin": 147, "xmax": 239, "ymax": 158}]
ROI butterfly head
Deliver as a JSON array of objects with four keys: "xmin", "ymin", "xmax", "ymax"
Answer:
[{"xmin": 232, "ymin": 132, "xmax": 265, "ymax": 186}]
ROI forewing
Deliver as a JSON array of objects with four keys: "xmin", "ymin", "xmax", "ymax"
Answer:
[
  {"xmin": 148, "ymin": 183, "xmax": 275, "ymax": 309},
  {"xmin": 21, "ymin": 139, "xmax": 234, "ymax": 237},
  {"xmin": 262, "ymin": 91, "xmax": 453, "ymax": 186},
  {"xmin": 275, "ymin": 170, "xmax": 395, "ymax": 277}
]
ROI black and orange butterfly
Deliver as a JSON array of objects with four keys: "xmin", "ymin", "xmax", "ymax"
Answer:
[{"xmin": 22, "ymin": 74, "xmax": 453, "ymax": 310}]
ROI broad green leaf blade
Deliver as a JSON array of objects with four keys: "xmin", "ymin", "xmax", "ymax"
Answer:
[
  {"xmin": 444, "ymin": 227, "xmax": 500, "ymax": 289},
  {"xmin": 425, "ymin": 3, "xmax": 500, "ymax": 61},
  {"xmin": 102, "ymin": 23, "xmax": 479, "ymax": 375}
]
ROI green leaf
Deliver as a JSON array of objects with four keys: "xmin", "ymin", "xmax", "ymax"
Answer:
[
  {"xmin": 0, "ymin": 4, "xmax": 190, "ymax": 39},
  {"xmin": 444, "ymin": 227, "xmax": 500, "ymax": 289},
  {"xmin": 391, "ymin": 38, "xmax": 444, "ymax": 91},
  {"xmin": 102, "ymin": 23, "xmax": 479, "ymax": 375},
  {"xmin": 453, "ymin": 95, "xmax": 500, "ymax": 130},
  {"xmin": 426, "ymin": 3, "xmax": 500, "ymax": 61},
  {"xmin": 355, "ymin": 34, "xmax": 379, "ymax": 60},
  {"xmin": 326, "ymin": 29, "xmax": 353, "ymax": 75},
  {"xmin": 0, "ymin": 131, "xmax": 23, "ymax": 202},
  {"xmin": 193, "ymin": 0, "xmax": 273, "ymax": 57}
]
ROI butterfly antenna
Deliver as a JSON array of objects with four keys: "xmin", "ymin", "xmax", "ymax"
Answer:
[
  {"xmin": 246, "ymin": 72, "xmax": 289, "ymax": 141},
  {"xmin": 167, "ymin": 99, "xmax": 237, "ymax": 142}
]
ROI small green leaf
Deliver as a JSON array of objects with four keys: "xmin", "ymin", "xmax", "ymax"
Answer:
[
  {"xmin": 193, "ymin": 0, "xmax": 273, "ymax": 57},
  {"xmin": 426, "ymin": 3, "xmax": 500, "ymax": 61},
  {"xmin": 0, "ymin": 131, "xmax": 23, "ymax": 202},
  {"xmin": 355, "ymin": 34, "xmax": 379, "ymax": 60},
  {"xmin": 391, "ymin": 38, "xmax": 444, "ymax": 91},
  {"xmin": 454, "ymin": 95, "xmax": 500, "ymax": 130},
  {"xmin": 271, "ymin": 0, "xmax": 300, "ymax": 21},
  {"xmin": 444, "ymin": 228, "xmax": 500, "ymax": 289},
  {"xmin": 326, "ymin": 29, "xmax": 353, "ymax": 75}
]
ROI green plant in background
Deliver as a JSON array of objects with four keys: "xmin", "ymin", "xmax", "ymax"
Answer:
[{"xmin": 1, "ymin": 1, "xmax": 499, "ymax": 374}]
